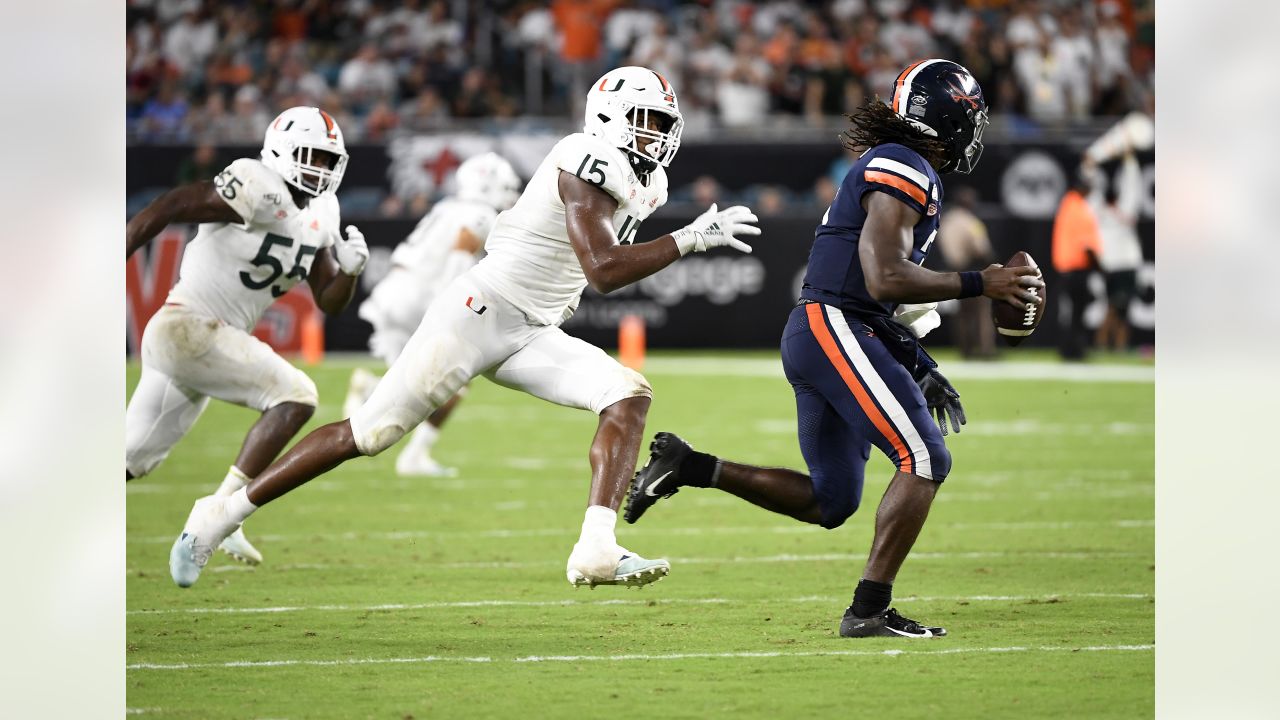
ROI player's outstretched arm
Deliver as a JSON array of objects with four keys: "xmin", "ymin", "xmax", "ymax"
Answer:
[
  {"xmin": 560, "ymin": 171, "xmax": 682, "ymax": 294},
  {"xmin": 560, "ymin": 172, "xmax": 760, "ymax": 294},
  {"xmin": 125, "ymin": 181, "xmax": 242, "ymax": 258},
  {"xmin": 308, "ymin": 225, "xmax": 367, "ymax": 314},
  {"xmin": 859, "ymin": 191, "xmax": 1042, "ymax": 308}
]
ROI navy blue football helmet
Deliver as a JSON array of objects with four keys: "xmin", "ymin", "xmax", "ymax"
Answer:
[{"xmin": 889, "ymin": 59, "xmax": 988, "ymax": 174}]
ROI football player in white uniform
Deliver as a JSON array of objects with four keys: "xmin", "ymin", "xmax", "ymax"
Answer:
[
  {"xmin": 127, "ymin": 106, "xmax": 369, "ymax": 566},
  {"xmin": 168, "ymin": 67, "xmax": 761, "ymax": 590},
  {"xmin": 343, "ymin": 152, "xmax": 523, "ymax": 477}
]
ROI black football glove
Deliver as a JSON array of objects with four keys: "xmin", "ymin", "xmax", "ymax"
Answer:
[{"xmin": 917, "ymin": 369, "xmax": 966, "ymax": 435}]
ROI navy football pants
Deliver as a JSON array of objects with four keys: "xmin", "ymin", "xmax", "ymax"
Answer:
[{"xmin": 781, "ymin": 302, "xmax": 951, "ymax": 529}]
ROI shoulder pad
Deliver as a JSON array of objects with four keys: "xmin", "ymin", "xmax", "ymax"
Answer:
[
  {"xmin": 218, "ymin": 158, "xmax": 292, "ymax": 226},
  {"xmin": 555, "ymin": 133, "xmax": 630, "ymax": 204},
  {"xmin": 853, "ymin": 144, "xmax": 935, "ymax": 214}
]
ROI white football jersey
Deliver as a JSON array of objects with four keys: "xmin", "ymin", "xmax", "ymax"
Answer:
[
  {"xmin": 468, "ymin": 133, "xmax": 668, "ymax": 325},
  {"xmin": 389, "ymin": 197, "xmax": 497, "ymax": 284},
  {"xmin": 167, "ymin": 159, "xmax": 340, "ymax": 332}
]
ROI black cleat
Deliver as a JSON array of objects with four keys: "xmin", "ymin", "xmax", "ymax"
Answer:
[
  {"xmin": 624, "ymin": 432, "xmax": 693, "ymax": 524},
  {"xmin": 839, "ymin": 607, "xmax": 948, "ymax": 638}
]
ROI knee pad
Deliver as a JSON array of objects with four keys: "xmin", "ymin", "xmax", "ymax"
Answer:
[
  {"xmin": 922, "ymin": 440, "xmax": 951, "ymax": 483},
  {"xmin": 817, "ymin": 494, "xmax": 860, "ymax": 530},
  {"xmin": 592, "ymin": 367, "xmax": 652, "ymax": 414},
  {"xmin": 265, "ymin": 369, "xmax": 319, "ymax": 409},
  {"xmin": 350, "ymin": 405, "xmax": 419, "ymax": 456},
  {"xmin": 124, "ymin": 449, "xmax": 163, "ymax": 480}
]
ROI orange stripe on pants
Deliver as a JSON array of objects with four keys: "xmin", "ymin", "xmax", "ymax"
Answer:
[{"xmin": 805, "ymin": 303, "xmax": 914, "ymax": 474}]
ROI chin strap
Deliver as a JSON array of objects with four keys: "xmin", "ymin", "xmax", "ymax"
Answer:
[{"xmin": 627, "ymin": 152, "xmax": 656, "ymax": 183}]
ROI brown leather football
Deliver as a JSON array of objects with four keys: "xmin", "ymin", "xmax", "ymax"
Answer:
[{"xmin": 992, "ymin": 251, "xmax": 1046, "ymax": 347}]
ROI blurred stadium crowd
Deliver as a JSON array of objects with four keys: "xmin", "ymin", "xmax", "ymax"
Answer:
[{"xmin": 127, "ymin": 0, "xmax": 1154, "ymax": 143}]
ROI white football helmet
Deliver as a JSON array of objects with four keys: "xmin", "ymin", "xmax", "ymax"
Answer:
[
  {"xmin": 584, "ymin": 66, "xmax": 683, "ymax": 168},
  {"xmin": 454, "ymin": 152, "xmax": 522, "ymax": 212},
  {"xmin": 261, "ymin": 106, "xmax": 349, "ymax": 196}
]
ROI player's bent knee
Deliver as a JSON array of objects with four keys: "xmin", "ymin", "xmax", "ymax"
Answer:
[
  {"xmin": 592, "ymin": 367, "xmax": 652, "ymax": 415},
  {"xmin": 124, "ymin": 452, "xmax": 162, "ymax": 480},
  {"xmin": 924, "ymin": 441, "xmax": 952, "ymax": 483},
  {"xmin": 350, "ymin": 403, "xmax": 426, "ymax": 456},
  {"xmin": 818, "ymin": 496, "xmax": 860, "ymax": 530},
  {"xmin": 265, "ymin": 371, "xmax": 319, "ymax": 410}
]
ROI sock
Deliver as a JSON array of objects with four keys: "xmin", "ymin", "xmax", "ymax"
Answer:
[
  {"xmin": 403, "ymin": 423, "xmax": 440, "ymax": 457},
  {"xmin": 851, "ymin": 579, "xmax": 894, "ymax": 618},
  {"xmin": 578, "ymin": 505, "xmax": 618, "ymax": 547},
  {"xmin": 679, "ymin": 451, "xmax": 721, "ymax": 488},
  {"xmin": 216, "ymin": 466, "xmax": 251, "ymax": 497},
  {"xmin": 224, "ymin": 487, "xmax": 258, "ymax": 525}
]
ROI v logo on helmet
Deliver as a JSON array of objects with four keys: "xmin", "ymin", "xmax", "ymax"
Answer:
[{"xmin": 946, "ymin": 84, "xmax": 982, "ymax": 110}]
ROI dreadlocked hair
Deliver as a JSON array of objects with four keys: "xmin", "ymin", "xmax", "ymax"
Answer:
[{"xmin": 839, "ymin": 97, "xmax": 949, "ymax": 169}]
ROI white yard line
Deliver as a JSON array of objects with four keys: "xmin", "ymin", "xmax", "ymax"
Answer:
[
  {"xmin": 131, "ymin": 518, "xmax": 1152, "ymax": 545},
  {"xmin": 317, "ymin": 352, "xmax": 1153, "ymax": 383},
  {"xmin": 133, "ymin": 550, "xmax": 1145, "ymax": 577},
  {"xmin": 127, "ymin": 643, "xmax": 1154, "ymax": 671},
  {"xmin": 640, "ymin": 356, "xmax": 1154, "ymax": 383},
  {"xmin": 128, "ymin": 592, "xmax": 1151, "ymax": 616}
]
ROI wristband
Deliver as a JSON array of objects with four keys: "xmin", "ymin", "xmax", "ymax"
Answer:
[{"xmin": 958, "ymin": 271, "xmax": 984, "ymax": 299}]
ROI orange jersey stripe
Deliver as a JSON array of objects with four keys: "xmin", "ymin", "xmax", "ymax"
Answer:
[
  {"xmin": 805, "ymin": 303, "xmax": 914, "ymax": 474},
  {"xmin": 892, "ymin": 59, "xmax": 926, "ymax": 112},
  {"xmin": 864, "ymin": 170, "xmax": 928, "ymax": 206}
]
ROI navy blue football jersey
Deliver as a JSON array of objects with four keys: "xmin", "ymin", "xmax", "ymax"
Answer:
[{"xmin": 800, "ymin": 143, "xmax": 943, "ymax": 317}]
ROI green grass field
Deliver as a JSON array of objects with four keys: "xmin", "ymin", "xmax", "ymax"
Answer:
[{"xmin": 126, "ymin": 352, "xmax": 1154, "ymax": 719}]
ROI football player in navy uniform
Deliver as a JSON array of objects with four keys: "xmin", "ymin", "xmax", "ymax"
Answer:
[{"xmin": 626, "ymin": 60, "xmax": 1043, "ymax": 638}]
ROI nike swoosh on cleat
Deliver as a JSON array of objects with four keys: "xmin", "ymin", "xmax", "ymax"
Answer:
[
  {"xmin": 887, "ymin": 626, "xmax": 933, "ymax": 638},
  {"xmin": 644, "ymin": 471, "xmax": 673, "ymax": 497}
]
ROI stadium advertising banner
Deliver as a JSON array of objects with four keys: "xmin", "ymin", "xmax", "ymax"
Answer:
[{"xmin": 126, "ymin": 139, "xmax": 1153, "ymax": 353}]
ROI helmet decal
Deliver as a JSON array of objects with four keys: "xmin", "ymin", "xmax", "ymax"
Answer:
[{"xmin": 318, "ymin": 109, "xmax": 338, "ymax": 140}]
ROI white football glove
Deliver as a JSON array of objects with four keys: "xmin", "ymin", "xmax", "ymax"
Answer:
[
  {"xmin": 334, "ymin": 224, "xmax": 369, "ymax": 276},
  {"xmin": 670, "ymin": 203, "xmax": 761, "ymax": 256}
]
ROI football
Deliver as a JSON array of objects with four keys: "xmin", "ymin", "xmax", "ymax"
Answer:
[{"xmin": 992, "ymin": 251, "xmax": 1046, "ymax": 346}]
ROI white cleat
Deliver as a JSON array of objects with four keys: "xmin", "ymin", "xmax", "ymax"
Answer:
[
  {"xmin": 218, "ymin": 525, "xmax": 263, "ymax": 565},
  {"xmin": 169, "ymin": 495, "xmax": 240, "ymax": 588},
  {"xmin": 395, "ymin": 450, "xmax": 458, "ymax": 477},
  {"xmin": 566, "ymin": 543, "xmax": 670, "ymax": 588},
  {"xmin": 343, "ymin": 367, "xmax": 379, "ymax": 418}
]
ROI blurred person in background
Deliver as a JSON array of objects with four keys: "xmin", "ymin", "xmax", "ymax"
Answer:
[
  {"xmin": 1050, "ymin": 6, "xmax": 1095, "ymax": 120},
  {"xmin": 716, "ymin": 33, "xmax": 771, "ymax": 127},
  {"xmin": 551, "ymin": 0, "xmax": 613, "ymax": 117},
  {"xmin": 935, "ymin": 185, "xmax": 997, "ymax": 359},
  {"xmin": 629, "ymin": 16, "xmax": 683, "ymax": 88},
  {"xmin": 1090, "ymin": 151, "xmax": 1143, "ymax": 353},
  {"xmin": 691, "ymin": 175, "xmax": 722, "ymax": 207},
  {"xmin": 1051, "ymin": 164, "xmax": 1102, "ymax": 361},
  {"xmin": 337, "ymin": 44, "xmax": 397, "ymax": 114},
  {"xmin": 175, "ymin": 140, "xmax": 220, "ymax": 186},
  {"xmin": 345, "ymin": 153, "xmax": 523, "ymax": 476},
  {"xmin": 129, "ymin": 107, "xmax": 367, "ymax": 573},
  {"xmin": 140, "ymin": 80, "xmax": 190, "ymax": 141}
]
